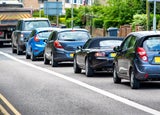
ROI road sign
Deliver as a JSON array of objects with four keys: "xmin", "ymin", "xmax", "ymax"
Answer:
[
  {"xmin": 44, "ymin": 1, "xmax": 62, "ymax": 16},
  {"xmin": 148, "ymin": 0, "xmax": 160, "ymax": 1}
]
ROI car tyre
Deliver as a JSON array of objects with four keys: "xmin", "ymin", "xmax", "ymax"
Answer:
[
  {"xmin": 31, "ymin": 51, "xmax": 36, "ymax": 61},
  {"xmin": 85, "ymin": 58, "xmax": 94, "ymax": 77},
  {"xmin": 130, "ymin": 69, "xmax": 140, "ymax": 89},
  {"xmin": 51, "ymin": 55, "xmax": 58, "ymax": 67},
  {"xmin": 73, "ymin": 57, "xmax": 81, "ymax": 73},
  {"xmin": 17, "ymin": 45, "xmax": 22, "ymax": 55},
  {"xmin": 12, "ymin": 44, "xmax": 16, "ymax": 53},
  {"xmin": 113, "ymin": 65, "xmax": 121, "ymax": 83},
  {"xmin": 44, "ymin": 54, "xmax": 50, "ymax": 65},
  {"xmin": 26, "ymin": 52, "xmax": 30, "ymax": 59}
]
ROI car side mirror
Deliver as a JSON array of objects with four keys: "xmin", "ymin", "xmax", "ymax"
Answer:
[
  {"xmin": 77, "ymin": 45, "xmax": 83, "ymax": 50},
  {"xmin": 44, "ymin": 39, "xmax": 48, "ymax": 43},
  {"xmin": 113, "ymin": 46, "xmax": 121, "ymax": 52}
]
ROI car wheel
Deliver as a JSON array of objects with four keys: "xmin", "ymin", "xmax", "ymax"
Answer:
[
  {"xmin": 44, "ymin": 54, "xmax": 50, "ymax": 64},
  {"xmin": 85, "ymin": 58, "xmax": 94, "ymax": 77},
  {"xmin": 51, "ymin": 55, "xmax": 58, "ymax": 67},
  {"xmin": 130, "ymin": 69, "xmax": 140, "ymax": 89},
  {"xmin": 31, "ymin": 51, "xmax": 36, "ymax": 61},
  {"xmin": 113, "ymin": 65, "xmax": 121, "ymax": 83},
  {"xmin": 73, "ymin": 57, "xmax": 81, "ymax": 73},
  {"xmin": 12, "ymin": 44, "xmax": 16, "ymax": 53},
  {"xmin": 26, "ymin": 52, "xmax": 30, "ymax": 59},
  {"xmin": 17, "ymin": 45, "xmax": 22, "ymax": 55}
]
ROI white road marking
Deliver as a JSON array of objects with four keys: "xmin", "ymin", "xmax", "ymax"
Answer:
[{"xmin": 1, "ymin": 51, "xmax": 160, "ymax": 115}]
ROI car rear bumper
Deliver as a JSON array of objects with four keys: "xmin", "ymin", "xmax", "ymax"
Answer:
[
  {"xmin": 135, "ymin": 64, "xmax": 160, "ymax": 81},
  {"xmin": 53, "ymin": 51, "xmax": 74, "ymax": 62},
  {"xmin": 32, "ymin": 45, "xmax": 45, "ymax": 57},
  {"xmin": 91, "ymin": 58, "xmax": 114, "ymax": 71}
]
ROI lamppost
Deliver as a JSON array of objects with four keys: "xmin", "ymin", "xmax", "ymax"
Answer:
[
  {"xmin": 71, "ymin": 0, "xmax": 74, "ymax": 29},
  {"xmin": 148, "ymin": 0, "xmax": 160, "ymax": 32}
]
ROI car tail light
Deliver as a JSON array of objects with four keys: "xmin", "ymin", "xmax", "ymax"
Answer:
[
  {"xmin": 34, "ymin": 35, "xmax": 39, "ymax": 42},
  {"xmin": 54, "ymin": 40, "xmax": 63, "ymax": 49},
  {"xmin": 95, "ymin": 52, "xmax": 105, "ymax": 57},
  {"xmin": 20, "ymin": 33, "xmax": 24, "ymax": 38},
  {"xmin": 137, "ymin": 47, "xmax": 148, "ymax": 62}
]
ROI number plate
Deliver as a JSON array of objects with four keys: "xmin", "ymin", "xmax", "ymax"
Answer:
[
  {"xmin": 154, "ymin": 57, "xmax": 160, "ymax": 63},
  {"xmin": 110, "ymin": 53, "xmax": 116, "ymax": 57},
  {"xmin": 70, "ymin": 53, "xmax": 74, "ymax": 57}
]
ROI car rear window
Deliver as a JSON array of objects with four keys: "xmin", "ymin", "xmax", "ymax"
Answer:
[
  {"xmin": 58, "ymin": 31, "xmax": 90, "ymax": 41},
  {"xmin": 24, "ymin": 20, "xmax": 50, "ymax": 31},
  {"xmin": 38, "ymin": 31, "xmax": 52, "ymax": 39},
  {"xmin": 143, "ymin": 37, "xmax": 160, "ymax": 51},
  {"xmin": 99, "ymin": 40, "xmax": 122, "ymax": 48}
]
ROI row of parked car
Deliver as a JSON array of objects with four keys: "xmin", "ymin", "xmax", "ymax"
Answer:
[{"xmin": 11, "ymin": 18, "xmax": 160, "ymax": 89}]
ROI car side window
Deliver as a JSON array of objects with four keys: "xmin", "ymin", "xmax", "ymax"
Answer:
[
  {"xmin": 128, "ymin": 36, "xmax": 136, "ymax": 48},
  {"xmin": 29, "ymin": 30, "xmax": 36, "ymax": 38},
  {"xmin": 83, "ymin": 39, "xmax": 92, "ymax": 49},
  {"xmin": 16, "ymin": 21, "xmax": 22, "ymax": 30},
  {"xmin": 121, "ymin": 36, "xmax": 132, "ymax": 51},
  {"xmin": 51, "ymin": 31, "xmax": 57, "ymax": 41}
]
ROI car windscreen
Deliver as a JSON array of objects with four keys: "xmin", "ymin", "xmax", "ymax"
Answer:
[
  {"xmin": 24, "ymin": 20, "xmax": 50, "ymax": 31},
  {"xmin": 58, "ymin": 31, "xmax": 90, "ymax": 41},
  {"xmin": 99, "ymin": 40, "xmax": 122, "ymax": 49},
  {"xmin": 143, "ymin": 37, "xmax": 160, "ymax": 51},
  {"xmin": 38, "ymin": 31, "xmax": 52, "ymax": 39}
]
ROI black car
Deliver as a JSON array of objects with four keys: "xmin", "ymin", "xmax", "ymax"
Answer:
[
  {"xmin": 73, "ymin": 37, "xmax": 123, "ymax": 77},
  {"xmin": 44, "ymin": 28, "xmax": 91, "ymax": 67},
  {"xmin": 113, "ymin": 31, "xmax": 160, "ymax": 89}
]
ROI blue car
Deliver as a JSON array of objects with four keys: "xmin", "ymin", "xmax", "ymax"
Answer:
[
  {"xmin": 26, "ymin": 27, "xmax": 58, "ymax": 61},
  {"xmin": 113, "ymin": 31, "xmax": 160, "ymax": 89},
  {"xmin": 44, "ymin": 28, "xmax": 91, "ymax": 67}
]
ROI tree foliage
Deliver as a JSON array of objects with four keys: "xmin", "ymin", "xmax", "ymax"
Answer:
[{"xmin": 64, "ymin": 0, "xmax": 160, "ymax": 29}]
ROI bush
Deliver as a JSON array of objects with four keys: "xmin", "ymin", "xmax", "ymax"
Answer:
[
  {"xmin": 93, "ymin": 18, "xmax": 103, "ymax": 28},
  {"xmin": 103, "ymin": 20, "xmax": 119, "ymax": 29}
]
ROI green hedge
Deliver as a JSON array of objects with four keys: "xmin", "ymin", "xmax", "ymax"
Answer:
[{"xmin": 93, "ymin": 18, "xmax": 103, "ymax": 28}]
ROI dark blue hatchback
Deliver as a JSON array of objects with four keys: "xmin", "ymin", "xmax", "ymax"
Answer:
[
  {"xmin": 44, "ymin": 28, "xmax": 91, "ymax": 67},
  {"xmin": 113, "ymin": 31, "xmax": 160, "ymax": 89}
]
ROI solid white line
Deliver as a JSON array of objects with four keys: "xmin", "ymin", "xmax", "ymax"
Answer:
[{"xmin": 1, "ymin": 51, "xmax": 160, "ymax": 115}]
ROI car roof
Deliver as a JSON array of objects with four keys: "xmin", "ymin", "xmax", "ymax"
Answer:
[
  {"xmin": 128, "ymin": 31, "xmax": 160, "ymax": 38},
  {"xmin": 20, "ymin": 18, "xmax": 49, "ymax": 21},
  {"xmin": 56, "ymin": 28, "xmax": 89, "ymax": 32},
  {"xmin": 91, "ymin": 36, "xmax": 124, "ymax": 40},
  {"xmin": 34, "ymin": 27, "xmax": 60, "ymax": 32}
]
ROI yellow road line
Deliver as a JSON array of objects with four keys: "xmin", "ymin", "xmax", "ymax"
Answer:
[
  {"xmin": 0, "ymin": 94, "xmax": 21, "ymax": 115},
  {"xmin": 0, "ymin": 104, "xmax": 10, "ymax": 115}
]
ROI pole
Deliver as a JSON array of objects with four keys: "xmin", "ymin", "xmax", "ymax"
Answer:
[
  {"xmin": 56, "ymin": 0, "xmax": 59, "ymax": 27},
  {"xmin": 146, "ymin": 0, "xmax": 150, "ymax": 30},
  {"xmin": 153, "ymin": 0, "xmax": 156, "ymax": 32},
  {"xmin": 71, "ymin": 0, "xmax": 74, "ymax": 29}
]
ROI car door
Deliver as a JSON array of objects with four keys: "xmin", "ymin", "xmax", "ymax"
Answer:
[
  {"xmin": 26, "ymin": 30, "xmax": 36, "ymax": 55},
  {"xmin": 45, "ymin": 31, "xmax": 54, "ymax": 60},
  {"xmin": 77, "ymin": 39, "xmax": 91, "ymax": 68},
  {"xmin": 117, "ymin": 35, "xmax": 133, "ymax": 78}
]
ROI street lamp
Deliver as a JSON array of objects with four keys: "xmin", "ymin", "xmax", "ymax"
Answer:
[{"xmin": 148, "ymin": 0, "xmax": 160, "ymax": 32}]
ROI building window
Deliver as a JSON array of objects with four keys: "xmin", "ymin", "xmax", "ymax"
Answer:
[
  {"xmin": 65, "ymin": 0, "xmax": 70, "ymax": 3},
  {"xmin": 38, "ymin": 0, "xmax": 48, "ymax": 3}
]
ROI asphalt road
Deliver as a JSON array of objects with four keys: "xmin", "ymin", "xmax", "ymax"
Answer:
[{"xmin": 0, "ymin": 46, "xmax": 160, "ymax": 115}]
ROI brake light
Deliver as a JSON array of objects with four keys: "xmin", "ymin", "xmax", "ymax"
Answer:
[
  {"xmin": 54, "ymin": 40, "xmax": 63, "ymax": 48},
  {"xmin": 34, "ymin": 35, "xmax": 39, "ymax": 42},
  {"xmin": 95, "ymin": 52, "xmax": 105, "ymax": 57},
  {"xmin": 20, "ymin": 33, "xmax": 24, "ymax": 38},
  {"xmin": 137, "ymin": 47, "xmax": 148, "ymax": 62}
]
